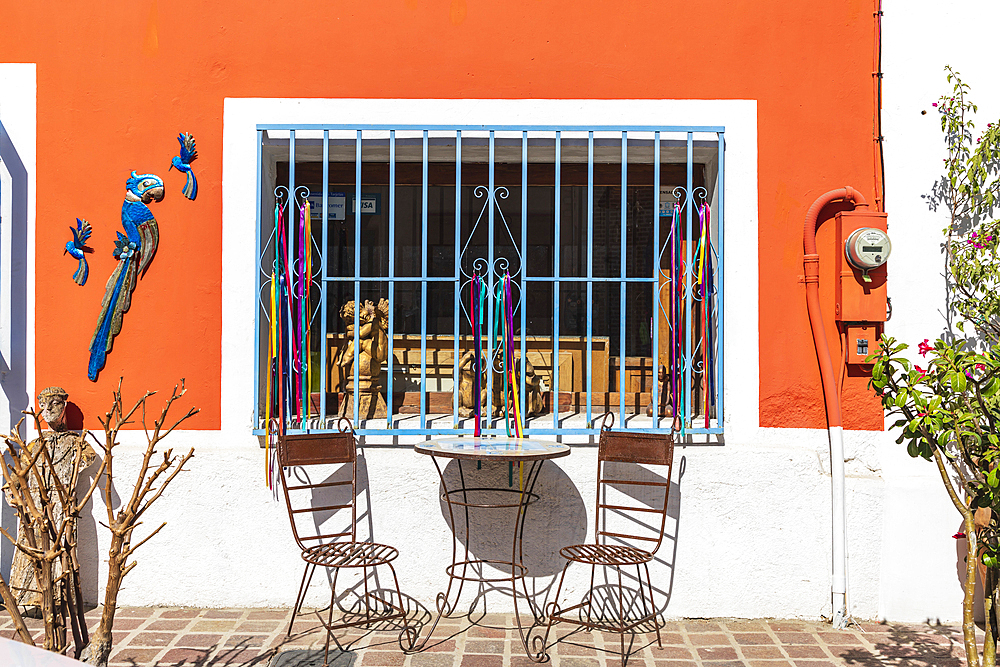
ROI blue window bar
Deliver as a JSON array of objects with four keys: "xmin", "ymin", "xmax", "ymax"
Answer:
[{"xmin": 255, "ymin": 125, "xmax": 724, "ymax": 436}]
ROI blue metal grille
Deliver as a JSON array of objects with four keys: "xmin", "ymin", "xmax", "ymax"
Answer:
[{"xmin": 255, "ymin": 125, "xmax": 724, "ymax": 436}]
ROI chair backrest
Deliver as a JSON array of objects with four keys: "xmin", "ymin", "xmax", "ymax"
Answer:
[
  {"xmin": 277, "ymin": 419, "xmax": 359, "ymax": 550},
  {"xmin": 594, "ymin": 412, "xmax": 675, "ymax": 555}
]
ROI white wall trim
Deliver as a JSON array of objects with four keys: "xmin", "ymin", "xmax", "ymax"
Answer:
[
  {"xmin": 0, "ymin": 63, "xmax": 36, "ymax": 579},
  {"xmin": 221, "ymin": 98, "xmax": 760, "ymax": 444},
  {"xmin": 0, "ymin": 64, "xmax": 35, "ymax": 437}
]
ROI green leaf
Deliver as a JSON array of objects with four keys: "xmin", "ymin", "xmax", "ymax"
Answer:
[{"xmin": 872, "ymin": 361, "xmax": 884, "ymax": 381}]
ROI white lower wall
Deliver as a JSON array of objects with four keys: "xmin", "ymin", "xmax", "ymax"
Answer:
[{"xmin": 76, "ymin": 425, "xmax": 923, "ymax": 622}]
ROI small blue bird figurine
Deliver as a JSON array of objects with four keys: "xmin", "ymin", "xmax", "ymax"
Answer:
[
  {"xmin": 64, "ymin": 218, "xmax": 93, "ymax": 286},
  {"xmin": 169, "ymin": 132, "xmax": 198, "ymax": 200}
]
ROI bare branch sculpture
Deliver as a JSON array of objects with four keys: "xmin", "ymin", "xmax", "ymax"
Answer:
[
  {"xmin": 0, "ymin": 380, "xmax": 197, "ymax": 667},
  {"xmin": 80, "ymin": 379, "xmax": 197, "ymax": 667},
  {"xmin": 0, "ymin": 408, "xmax": 106, "ymax": 654}
]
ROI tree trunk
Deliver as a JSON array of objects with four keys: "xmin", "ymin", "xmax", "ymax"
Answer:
[
  {"xmin": 81, "ymin": 532, "xmax": 126, "ymax": 667},
  {"xmin": 965, "ymin": 510, "xmax": 982, "ymax": 667},
  {"xmin": 0, "ymin": 571, "xmax": 34, "ymax": 645},
  {"xmin": 985, "ymin": 567, "xmax": 997, "ymax": 667}
]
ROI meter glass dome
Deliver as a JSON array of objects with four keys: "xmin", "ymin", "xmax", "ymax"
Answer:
[{"xmin": 845, "ymin": 227, "xmax": 891, "ymax": 272}]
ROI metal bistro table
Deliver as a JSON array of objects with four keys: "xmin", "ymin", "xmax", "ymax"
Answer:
[{"xmin": 411, "ymin": 437, "xmax": 570, "ymax": 654}]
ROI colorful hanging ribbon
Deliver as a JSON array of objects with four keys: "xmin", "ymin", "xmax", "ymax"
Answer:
[
  {"xmin": 670, "ymin": 203, "xmax": 681, "ymax": 425},
  {"xmin": 265, "ymin": 196, "xmax": 314, "ymax": 487},
  {"xmin": 468, "ymin": 270, "xmax": 524, "ymax": 442},
  {"xmin": 471, "ymin": 273, "xmax": 483, "ymax": 437},
  {"xmin": 491, "ymin": 271, "xmax": 523, "ymax": 438},
  {"xmin": 700, "ymin": 204, "xmax": 715, "ymax": 427}
]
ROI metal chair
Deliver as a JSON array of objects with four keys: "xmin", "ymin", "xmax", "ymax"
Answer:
[
  {"xmin": 278, "ymin": 419, "xmax": 409, "ymax": 663},
  {"xmin": 534, "ymin": 412, "xmax": 676, "ymax": 667}
]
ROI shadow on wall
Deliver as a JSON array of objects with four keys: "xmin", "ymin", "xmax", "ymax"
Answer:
[
  {"xmin": 432, "ymin": 454, "xmax": 685, "ymax": 620},
  {"xmin": 0, "ymin": 119, "xmax": 29, "ymax": 581},
  {"xmin": 438, "ymin": 458, "xmax": 588, "ymax": 575},
  {"xmin": 76, "ymin": 447, "xmax": 109, "ymax": 605},
  {"xmin": 430, "ymin": 457, "xmax": 587, "ymax": 620}
]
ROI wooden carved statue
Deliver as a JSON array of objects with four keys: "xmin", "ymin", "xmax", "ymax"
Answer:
[
  {"xmin": 337, "ymin": 299, "xmax": 390, "ymax": 420},
  {"xmin": 646, "ymin": 364, "xmax": 670, "ymax": 417},
  {"xmin": 457, "ymin": 350, "xmax": 489, "ymax": 418},
  {"xmin": 518, "ymin": 359, "xmax": 546, "ymax": 417},
  {"xmin": 457, "ymin": 353, "xmax": 546, "ymax": 419},
  {"xmin": 8, "ymin": 387, "xmax": 96, "ymax": 614}
]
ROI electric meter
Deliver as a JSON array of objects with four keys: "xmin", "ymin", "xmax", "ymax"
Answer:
[{"xmin": 844, "ymin": 227, "xmax": 891, "ymax": 282}]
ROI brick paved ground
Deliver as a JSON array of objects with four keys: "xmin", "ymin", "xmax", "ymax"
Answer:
[{"xmin": 0, "ymin": 607, "xmax": 976, "ymax": 667}]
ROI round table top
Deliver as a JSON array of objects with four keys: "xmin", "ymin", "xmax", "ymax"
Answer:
[{"xmin": 414, "ymin": 437, "xmax": 570, "ymax": 462}]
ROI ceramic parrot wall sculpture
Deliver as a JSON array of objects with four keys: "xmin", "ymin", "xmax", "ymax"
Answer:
[
  {"xmin": 87, "ymin": 171, "xmax": 164, "ymax": 382},
  {"xmin": 64, "ymin": 217, "xmax": 93, "ymax": 286},
  {"xmin": 170, "ymin": 132, "xmax": 198, "ymax": 200}
]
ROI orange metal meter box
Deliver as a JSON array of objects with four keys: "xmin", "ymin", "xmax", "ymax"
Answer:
[{"xmin": 835, "ymin": 210, "xmax": 889, "ymax": 365}]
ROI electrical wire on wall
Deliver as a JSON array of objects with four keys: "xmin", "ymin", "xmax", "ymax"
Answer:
[{"xmin": 873, "ymin": 0, "xmax": 885, "ymax": 212}]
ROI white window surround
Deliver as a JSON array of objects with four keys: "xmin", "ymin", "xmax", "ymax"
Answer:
[
  {"xmin": 0, "ymin": 63, "xmax": 36, "ymax": 440},
  {"xmin": 221, "ymin": 98, "xmax": 759, "ymax": 444}
]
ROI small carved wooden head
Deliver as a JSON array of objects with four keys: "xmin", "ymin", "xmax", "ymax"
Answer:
[{"xmin": 37, "ymin": 386, "xmax": 69, "ymax": 432}]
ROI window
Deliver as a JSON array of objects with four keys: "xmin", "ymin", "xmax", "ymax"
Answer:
[{"xmin": 255, "ymin": 126, "xmax": 724, "ymax": 436}]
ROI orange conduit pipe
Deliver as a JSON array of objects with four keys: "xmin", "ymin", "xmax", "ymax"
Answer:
[{"xmin": 802, "ymin": 186, "xmax": 868, "ymax": 629}]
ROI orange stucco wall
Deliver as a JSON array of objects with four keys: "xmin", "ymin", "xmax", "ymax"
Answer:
[{"xmin": 3, "ymin": 0, "xmax": 881, "ymax": 430}]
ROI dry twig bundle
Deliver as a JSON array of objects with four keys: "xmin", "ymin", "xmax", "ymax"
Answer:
[{"xmin": 0, "ymin": 379, "xmax": 197, "ymax": 667}]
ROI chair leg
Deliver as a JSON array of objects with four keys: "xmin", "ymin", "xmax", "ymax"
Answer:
[
  {"xmin": 324, "ymin": 568, "xmax": 340, "ymax": 667},
  {"xmin": 641, "ymin": 562, "xmax": 661, "ymax": 649},
  {"xmin": 287, "ymin": 561, "xmax": 317, "ymax": 637},
  {"xmin": 616, "ymin": 566, "xmax": 627, "ymax": 667},
  {"xmin": 362, "ymin": 565, "xmax": 373, "ymax": 623},
  {"xmin": 531, "ymin": 560, "xmax": 572, "ymax": 663},
  {"xmin": 585, "ymin": 563, "xmax": 597, "ymax": 625},
  {"xmin": 388, "ymin": 561, "xmax": 418, "ymax": 653}
]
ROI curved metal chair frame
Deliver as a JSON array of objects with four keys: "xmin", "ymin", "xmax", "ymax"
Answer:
[
  {"xmin": 533, "ymin": 413, "xmax": 676, "ymax": 667},
  {"xmin": 278, "ymin": 419, "xmax": 409, "ymax": 664}
]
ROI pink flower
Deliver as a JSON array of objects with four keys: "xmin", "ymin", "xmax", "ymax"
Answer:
[
  {"xmin": 915, "ymin": 365, "xmax": 928, "ymax": 377},
  {"xmin": 918, "ymin": 339, "xmax": 933, "ymax": 357},
  {"xmin": 977, "ymin": 363, "xmax": 986, "ymax": 371},
  {"xmin": 954, "ymin": 532, "xmax": 967, "ymax": 539},
  {"xmin": 932, "ymin": 102, "xmax": 938, "ymax": 107},
  {"xmin": 917, "ymin": 412, "xmax": 928, "ymax": 417}
]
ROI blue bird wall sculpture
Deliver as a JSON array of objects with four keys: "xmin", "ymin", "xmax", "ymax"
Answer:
[
  {"xmin": 64, "ymin": 217, "xmax": 93, "ymax": 286},
  {"xmin": 169, "ymin": 132, "xmax": 198, "ymax": 200},
  {"xmin": 87, "ymin": 171, "xmax": 164, "ymax": 382}
]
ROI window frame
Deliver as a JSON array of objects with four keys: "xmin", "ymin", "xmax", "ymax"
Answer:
[{"xmin": 254, "ymin": 124, "xmax": 725, "ymax": 437}]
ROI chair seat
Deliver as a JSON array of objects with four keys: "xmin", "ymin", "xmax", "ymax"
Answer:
[
  {"xmin": 302, "ymin": 541, "xmax": 399, "ymax": 568},
  {"xmin": 560, "ymin": 543, "xmax": 653, "ymax": 566}
]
